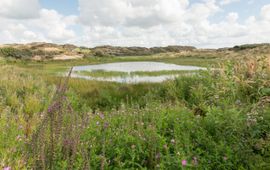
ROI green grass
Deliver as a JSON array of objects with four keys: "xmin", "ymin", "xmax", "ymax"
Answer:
[
  {"xmin": 45, "ymin": 76, "xmax": 162, "ymax": 110},
  {"xmin": 6, "ymin": 52, "xmax": 218, "ymax": 76},
  {"xmin": 76, "ymin": 70, "xmax": 129, "ymax": 77},
  {"xmin": 0, "ymin": 57, "xmax": 5, "ymax": 65},
  {"xmin": 154, "ymin": 55, "xmax": 219, "ymax": 67},
  {"xmin": 1, "ymin": 55, "xmax": 270, "ymax": 169},
  {"xmin": 131, "ymin": 70, "xmax": 200, "ymax": 76},
  {"xmin": 75, "ymin": 70, "xmax": 201, "ymax": 78}
]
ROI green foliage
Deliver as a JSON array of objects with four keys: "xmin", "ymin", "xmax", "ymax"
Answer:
[
  {"xmin": 0, "ymin": 66, "xmax": 55, "ymax": 168},
  {"xmin": 0, "ymin": 47, "xmax": 33, "ymax": 59},
  {"xmin": 77, "ymin": 70, "xmax": 128, "ymax": 77},
  {"xmin": 93, "ymin": 49, "xmax": 108, "ymax": 57},
  {"xmin": 231, "ymin": 44, "xmax": 269, "ymax": 51},
  {"xmin": 0, "ymin": 56, "xmax": 270, "ymax": 169}
]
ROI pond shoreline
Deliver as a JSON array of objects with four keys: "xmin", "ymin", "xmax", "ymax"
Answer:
[{"xmin": 71, "ymin": 61, "xmax": 206, "ymax": 83}]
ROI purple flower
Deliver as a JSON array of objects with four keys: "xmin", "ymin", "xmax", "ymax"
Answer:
[
  {"xmin": 99, "ymin": 112, "xmax": 105, "ymax": 119},
  {"xmin": 3, "ymin": 167, "xmax": 11, "ymax": 170},
  {"xmin": 47, "ymin": 101, "xmax": 61, "ymax": 113},
  {"xmin": 182, "ymin": 160, "xmax": 187, "ymax": 166},
  {"xmin": 103, "ymin": 122, "xmax": 109, "ymax": 129}
]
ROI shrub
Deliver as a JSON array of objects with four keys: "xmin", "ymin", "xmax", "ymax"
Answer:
[{"xmin": 0, "ymin": 47, "xmax": 33, "ymax": 59}]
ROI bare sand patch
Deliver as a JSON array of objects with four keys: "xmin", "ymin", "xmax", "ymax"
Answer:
[{"xmin": 53, "ymin": 54, "xmax": 83, "ymax": 60}]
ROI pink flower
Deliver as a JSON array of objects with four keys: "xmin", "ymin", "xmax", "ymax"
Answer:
[
  {"xmin": 4, "ymin": 167, "xmax": 11, "ymax": 170},
  {"xmin": 182, "ymin": 160, "xmax": 187, "ymax": 166}
]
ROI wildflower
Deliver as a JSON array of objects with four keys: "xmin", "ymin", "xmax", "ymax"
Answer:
[
  {"xmin": 192, "ymin": 157, "xmax": 198, "ymax": 166},
  {"xmin": 170, "ymin": 139, "xmax": 176, "ymax": 144},
  {"xmin": 18, "ymin": 125, "xmax": 23, "ymax": 130},
  {"xmin": 131, "ymin": 145, "xmax": 136, "ymax": 149},
  {"xmin": 63, "ymin": 139, "xmax": 73, "ymax": 146},
  {"xmin": 47, "ymin": 101, "xmax": 61, "ymax": 113},
  {"xmin": 181, "ymin": 160, "xmax": 187, "ymax": 166},
  {"xmin": 235, "ymin": 100, "xmax": 241, "ymax": 105},
  {"xmin": 16, "ymin": 135, "xmax": 22, "ymax": 141},
  {"xmin": 99, "ymin": 112, "xmax": 105, "ymax": 119},
  {"xmin": 163, "ymin": 144, "xmax": 168, "ymax": 150},
  {"xmin": 155, "ymin": 152, "xmax": 161, "ymax": 159},
  {"xmin": 96, "ymin": 121, "xmax": 100, "ymax": 125},
  {"xmin": 103, "ymin": 122, "xmax": 109, "ymax": 129},
  {"xmin": 223, "ymin": 156, "xmax": 228, "ymax": 161},
  {"xmin": 3, "ymin": 167, "xmax": 11, "ymax": 170}
]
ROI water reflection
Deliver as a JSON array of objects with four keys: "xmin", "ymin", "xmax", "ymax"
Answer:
[{"xmin": 71, "ymin": 62, "xmax": 206, "ymax": 83}]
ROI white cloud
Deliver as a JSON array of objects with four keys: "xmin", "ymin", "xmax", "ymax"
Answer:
[
  {"xmin": 76, "ymin": 1, "xmax": 270, "ymax": 48},
  {"xmin": 0, "ymin": 22, "xmax": 47, "ymax": 43},
  {"xmin": 35, "ymin": 9, "xmax": 77, "ymax": 41},
  {"xmin": 0, "ymin": 0, "xmax": 40, "ymax": 19},
  {"xmin": 219, "ymin": 0, "xmax": 241, "ymax": 6},
  {"xmin": 0, "ymin": 8, "xmax": 78, "ymax": 44},
  {"xmin": 261, "ymin": 4, "xmax": 270, "ymax": 20},
  {"xmin": 77, "ymin": 0, "xmax": 223, "ymax": 47},
  {"xmin": 185, "ymin": 0, "xmax": 220, "ymax": 22},
  {"xmin": 0, "ymin": 0, "xmax": 270, "ymax": 48},
  {"xmin": 79, "ymin": 0, "xmax": 189, "ymax": 28},
  {"xmin": 226, "ymin": 12, "xmax": 239, "ymax": 23}
]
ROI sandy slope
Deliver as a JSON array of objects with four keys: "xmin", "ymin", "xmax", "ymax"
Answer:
[{"xmin": 53, "ymin": 54, "xmax": 83, "ymax": 60}]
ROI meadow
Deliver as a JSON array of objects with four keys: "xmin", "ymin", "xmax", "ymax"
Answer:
[{"xmin": 0, "ymin": 50, "xmax": 270, "ymax": 169}]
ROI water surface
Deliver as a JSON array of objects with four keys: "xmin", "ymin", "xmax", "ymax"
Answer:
[
  {"xmin": 71, "ymin": 62, "xmax": 206, "ymax": 83},
  {"xmin": 73, "ymin": 62, "xmax": 205, "ymax": 73}
]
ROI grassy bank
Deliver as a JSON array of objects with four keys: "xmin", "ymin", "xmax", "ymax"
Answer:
[
  {"xmin": 4, "ymin": 52, "xmax": 218, "ymax": 76},
  {"xmin": 75, "ymin": 70, "xmax": 200, "ymax": 78},
  {"xmin": 77, "ymin": 70, "xmax": 129, "ymax": 78},
  {"xmin": 0, "ymin": 56, "xmax": 270, "ymax": 169}
]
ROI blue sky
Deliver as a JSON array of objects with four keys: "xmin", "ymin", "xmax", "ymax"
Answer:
[
  {"xmin": 40, "ymin": 0, "xmax": 79, "ymax": 15},
  {"xmin": 214, "ymin": 0, "xmax": 270, "ymax": 22},
  {"xmin": 0, "ymin": 0, "xmax": 270, "ymax": 48}
]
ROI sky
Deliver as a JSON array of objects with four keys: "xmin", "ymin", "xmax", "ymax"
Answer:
[{"xmin": 0, "ymin": 0, "xmax": 270, "ymax": 48}]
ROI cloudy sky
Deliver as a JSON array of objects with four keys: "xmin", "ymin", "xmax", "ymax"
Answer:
[{"xmin": 0, "ymin": 0, "xmax": 270, "ymax": 48}]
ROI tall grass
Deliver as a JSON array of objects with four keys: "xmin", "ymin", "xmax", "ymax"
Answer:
[
  {"xmin": 27, "ymin": 68, "xmax": 82, "ymax": 169},
  {"xmin": 0, "ymin": 66, "xmax": 54, "ymax": 168},
  {"xmin": 0, "ymin": 56, "xmax": 270, "ymax": 169}
]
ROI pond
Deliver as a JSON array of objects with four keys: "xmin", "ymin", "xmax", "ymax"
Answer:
[{"xmin": 71, "ymin": 62, "xmax": 206, "ymax": 83}]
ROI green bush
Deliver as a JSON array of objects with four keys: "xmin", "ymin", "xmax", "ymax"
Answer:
[{"xmin": 0, "ymin": 47, "xmax": 33, "ymax": 59}]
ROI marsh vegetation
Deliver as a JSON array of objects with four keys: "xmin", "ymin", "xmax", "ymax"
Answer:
[{"xmin": 0, "ymin": 44, "xmax": 270, "ymax": 169}]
